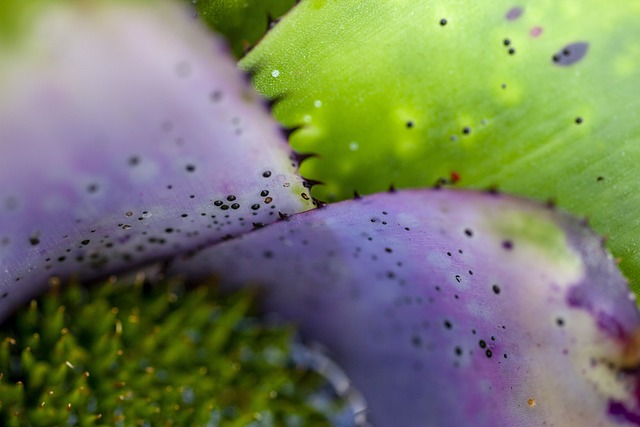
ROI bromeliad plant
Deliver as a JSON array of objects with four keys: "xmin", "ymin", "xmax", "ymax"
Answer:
[
  {"xmin": 239, "ymin": 0, "xmax": 640, "ymax": 293},
  {"xmin": 2, "ymin": 0, "xmax": 640, "ymax": 426}
]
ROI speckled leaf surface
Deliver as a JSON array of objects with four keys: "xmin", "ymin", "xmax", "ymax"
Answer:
[
  {"xmin": 0, "ymin": 1, "xmax": 314, "ymax": 319},
  {"xmin": 190, "ymin": 0, "xmax": 297, "ymax": 57},
  {"xmin": 241, "ymin": 0, "xmax": 640, "ymax": 291},
  {"xmin": 170, "ymin": 190, "xmax": 640, "ymax": 426}
]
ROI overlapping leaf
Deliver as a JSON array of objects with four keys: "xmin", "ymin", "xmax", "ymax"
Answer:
[
  {"xmin": 0, "ymin": 0, "xmax": 314, "ymax": 320},
  {"xmin": 171, "ymin": 189, "xmax": 640, "ymax": 426},
  {"xmin": 241, "ymin": 0, "xmax": 640, "ymax": 291},
  {"xmin": 2, "ymin": 2, "xmax": 640, "ymax": 426}
]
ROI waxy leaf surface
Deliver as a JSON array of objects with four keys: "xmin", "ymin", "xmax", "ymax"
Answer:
[
  {"xmin": 241, "ymin": 0, "xmax": 640, "ymax": 291},
  {"xmin": 171, "ymin": 189, "xmax": 640, "ymax": 427},
  {"xmin": 0, "ymin": 0, "xmax": 314, "ymax": 320}
]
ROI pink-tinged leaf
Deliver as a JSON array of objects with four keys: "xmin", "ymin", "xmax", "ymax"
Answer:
[
  {"xmin": 0, "ymin": 1, "xmax": 314, "ymax": 319},
  {"xmin": 170, "ymin": 189, "xmax": 640, "ymax": 426}
]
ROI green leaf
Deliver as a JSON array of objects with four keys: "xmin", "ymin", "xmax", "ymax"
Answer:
[
  {"xmin": 190, "ymin": 0, "xmax": 297, "ymax": 57},
  {"xmin": 241, "ymin": 0, "xmax": 640, "ymax": 291}
]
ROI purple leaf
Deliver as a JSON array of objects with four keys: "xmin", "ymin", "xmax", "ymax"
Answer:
[
  {"xmin": 0, "ymin": 1, "xmax": 314, "ymax": 319},
  {"xmin": 170, "ymin": 189, "xmax": 640, "ymax": 426}
]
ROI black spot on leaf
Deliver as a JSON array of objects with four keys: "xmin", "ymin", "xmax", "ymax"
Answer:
[{"xmin": 29, "ymin": 233, "xmax": 40, "ymax": 246}]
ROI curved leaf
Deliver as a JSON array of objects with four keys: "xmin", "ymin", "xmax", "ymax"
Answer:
[
  {"xmin": 0, "ymin": 0, "xmax": 314, "ymax": 320},
  {"xmin": 241, "ymin": 0, "xmax": 640, "ymax": 291},
  {"xmin": 171, "ymin": 189, "xmax": 640, "ymax": 426}
]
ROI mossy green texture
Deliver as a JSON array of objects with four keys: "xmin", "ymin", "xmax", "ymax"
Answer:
[
  {"xmin": 241, "ymin": 0, "xmax": 640, "ymax": 291},
  {"xmin": 0, "ymin": 278, "xmax": 341, "ymax": 426},
  {"xmin": 190, "ymin": 0, "xmax": 296, "ymax": 57}
]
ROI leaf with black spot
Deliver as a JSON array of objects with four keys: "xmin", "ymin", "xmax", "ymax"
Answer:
[
  {"xmin": 170, "ymin": 189, "xmax": 640, "ymax": 426},
  {"xmin": 0, "ymin": 0, "xmax": 314, "ymax": 318}
]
